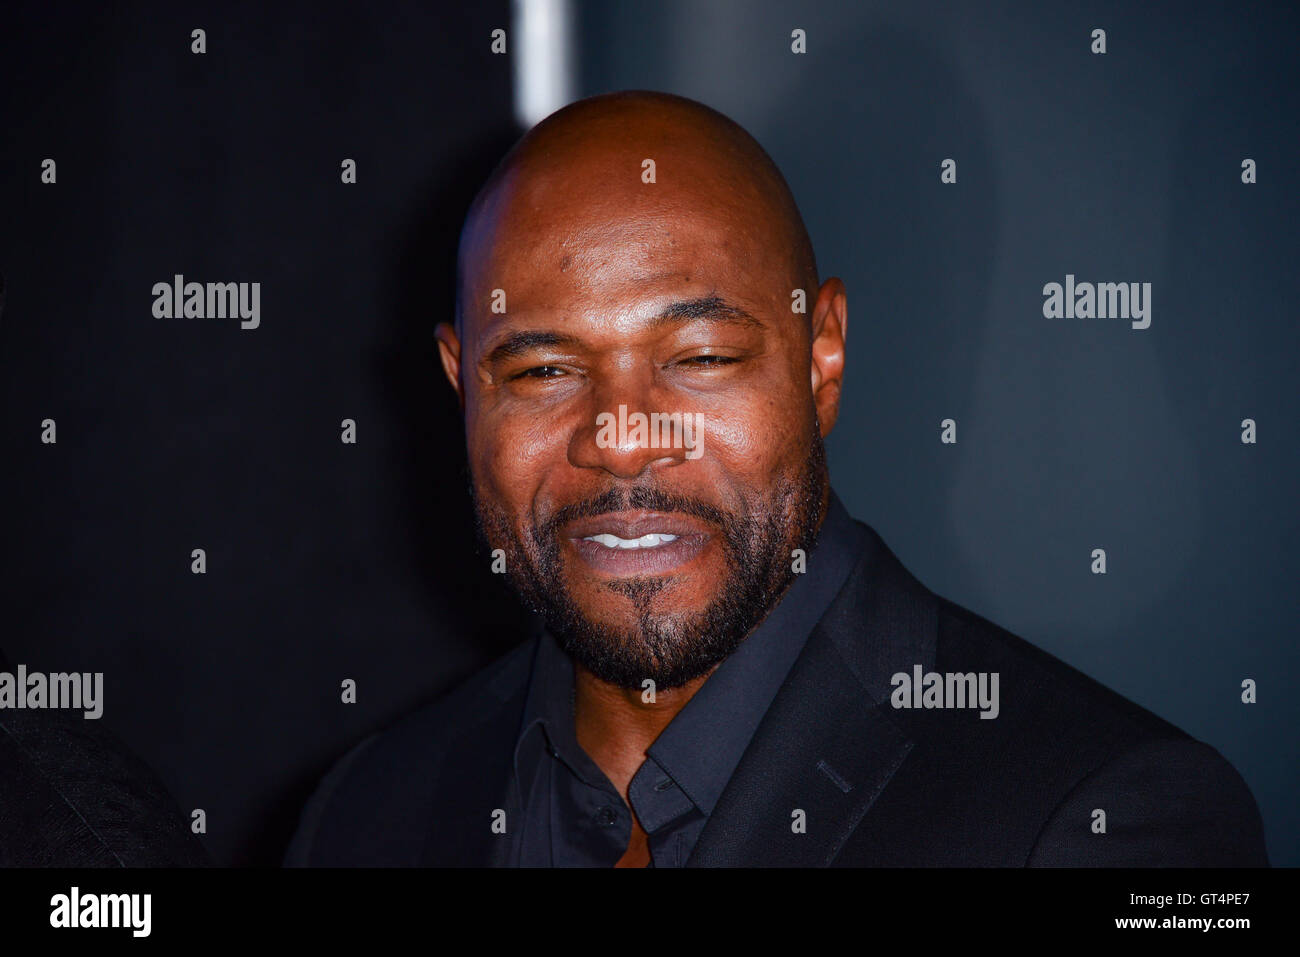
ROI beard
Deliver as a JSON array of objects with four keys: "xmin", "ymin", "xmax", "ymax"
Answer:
[{"xmin": 471, "ymin": 427, "xmax": 829, "ymax": 691}]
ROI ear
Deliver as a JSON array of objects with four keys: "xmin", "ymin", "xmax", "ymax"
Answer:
[
  {"xmin": 435, "ymin": 321, "xmax": 465, "ymax": 409},
  {"xmin": 808, "ymin": 277, "xmax": 847, "ymax": 437}
]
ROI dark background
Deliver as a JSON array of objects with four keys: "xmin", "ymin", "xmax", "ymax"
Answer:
[{"xmin": 1, "ymin": 0, "xmax": 1295, "ymax": 866}]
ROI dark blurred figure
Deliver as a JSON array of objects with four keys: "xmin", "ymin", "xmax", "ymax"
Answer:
[
  {"xmin": 0, "ymin": 271, "xmax": 208, "ymax": 866},
  {"xmin": 0, "ymin": 645, "xmax": 209, "ymax": 865}
]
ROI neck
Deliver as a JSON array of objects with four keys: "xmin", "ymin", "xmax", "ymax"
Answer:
[{"xmin": 573, "ymin": 663, "xmax": 714, "ymax": 803}]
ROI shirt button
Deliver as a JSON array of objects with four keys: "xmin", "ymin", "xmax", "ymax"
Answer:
[{"xmin": 594, "ymin": 806, "xmax": 617, "ymax": 826}]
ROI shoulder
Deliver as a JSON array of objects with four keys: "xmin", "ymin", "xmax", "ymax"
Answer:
[
  {"xmin": 844, "ymin": 522, "xmax": 1186, "ymax": 743},
  {"xmin": 284, "ymin": 637, "xmax": 537, "ymax": 866},
  {"xmin": 351, "ymin": 635, "xmax": 537, "ymax": 764},
  {"xmin": 933, "ymin": 593, "xmax": 1186, "ymax": 741},
  {"xmin": 940, "ymin": 602, "xmax": 1266, "ymax": 863},
  {"xmin": 842, "ymin": 524, "xmax": 1267, "ymax": 864}
]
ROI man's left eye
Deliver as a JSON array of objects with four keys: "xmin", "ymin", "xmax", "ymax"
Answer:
[{"xmin": 679, "ymin": 355, "xmax": 736, "ymax": 367}]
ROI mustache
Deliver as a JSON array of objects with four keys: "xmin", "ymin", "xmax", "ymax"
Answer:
[{"xmin": 538, "ymin": 485, "xmax": 733, "ymax": 540}]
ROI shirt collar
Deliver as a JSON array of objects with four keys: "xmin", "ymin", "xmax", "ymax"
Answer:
[{"xmin": 513, "ymin": 624, "xmax": 614, "ymax": 802}]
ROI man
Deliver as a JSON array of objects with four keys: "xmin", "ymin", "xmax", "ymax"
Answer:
[{"xmin": 286, "ymin": 91, "xmax": 1267, "ymax": 867}]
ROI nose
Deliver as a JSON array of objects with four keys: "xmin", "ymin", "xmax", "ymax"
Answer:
[{"xmin": 568, "ymin": 382, "xmax": 695, "ymax": 479}]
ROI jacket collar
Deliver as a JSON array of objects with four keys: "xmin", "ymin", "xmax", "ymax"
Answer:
[{"xmin": 686, "ymin": 521, "xmax": 937, "ymax": 866}]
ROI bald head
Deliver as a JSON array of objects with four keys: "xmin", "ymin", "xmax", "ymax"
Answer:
[
  {"xmin": 434, "ymin": 90, "xmax": 848, "ymax": 691},
  {"xmin": 455, "ymin": 91, "xmax": 818, "ymax": 333}
]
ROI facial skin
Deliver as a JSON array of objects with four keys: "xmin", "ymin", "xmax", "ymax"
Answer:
[{"xmin": 435, "ymin": 92, "xmax": 848, "ymax": 858}]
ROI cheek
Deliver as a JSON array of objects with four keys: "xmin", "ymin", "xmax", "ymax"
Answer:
[
  {"xmin": 469, "ymin": 408, "xmax": 566, "ymax": 512},
  {"xmin": 696, "ymin": 385, "xmax": 811, "ymax": 488}
]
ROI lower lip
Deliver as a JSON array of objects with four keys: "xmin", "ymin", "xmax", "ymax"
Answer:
[{"xmin": 568, "ymin": 534, "xmax": 711, "ymax": 576}]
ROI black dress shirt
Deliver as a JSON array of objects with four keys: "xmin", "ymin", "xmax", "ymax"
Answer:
[{"xmin": 508, "ymin": 488, "xmax": 867, "ymax": 867}]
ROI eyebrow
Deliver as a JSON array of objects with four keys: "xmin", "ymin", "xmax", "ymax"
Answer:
[
  {"xmin": 482, "ymin": 295, "xmax": 764, "ymax": 367},
  {"xmin": 483, "ymin": 330, "xmax": 579, "ymax": 365},
  {"xmin": 649, "ymin": 295, "xmax": 764, "ymax": 330}
]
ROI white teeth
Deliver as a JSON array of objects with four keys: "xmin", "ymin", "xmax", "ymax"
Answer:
[{"xmin": 583, "ymin": 533, "xmax": 679, "ymax": 549}]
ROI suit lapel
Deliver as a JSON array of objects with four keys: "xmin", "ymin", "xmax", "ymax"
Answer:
[{"xmin": 687, "ymin": 525, "xmax": 937, "ymax": 866}]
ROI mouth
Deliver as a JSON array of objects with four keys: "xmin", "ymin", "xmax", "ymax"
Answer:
[
  {"xmin": 562, "ymin": 510, "xmax": 713, "ymax": 577},
  {"xmin": 581, "ymin": 532, "xmax": 681, "ymax": 549}
]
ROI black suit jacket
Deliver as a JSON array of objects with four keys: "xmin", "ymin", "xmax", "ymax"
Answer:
[{"xmin": 286, "ymin": 520, "xmax": 1269, "ymax": 867}]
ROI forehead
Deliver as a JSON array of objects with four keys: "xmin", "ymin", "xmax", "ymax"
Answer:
[{"xmin": 461, "ymin": 146, "xmax": 788, "ymax": 316}]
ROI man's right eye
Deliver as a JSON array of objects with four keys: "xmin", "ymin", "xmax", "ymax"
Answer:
[{"xmin": 511, "ymin": 365, "xmax": 565, "ymax": 380}]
